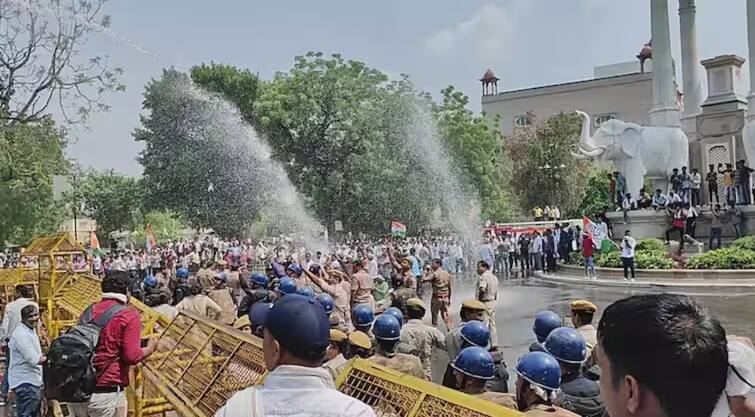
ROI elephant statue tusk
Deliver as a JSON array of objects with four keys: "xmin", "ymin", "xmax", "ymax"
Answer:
[{"xmin": 572, "ymin": 145, "xmax": 604, "ymax": 158}]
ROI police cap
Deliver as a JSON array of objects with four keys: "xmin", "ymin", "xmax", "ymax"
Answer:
[
  {"xmin": 264, "ymin": 294, "xmax": 330, "ymax": 362},
  {"xmin": 330, "ymin": 329, "xmax": 348, "ymax": 343},
  {"xmin": 569, "ymin": 300, "xmax": 598, "ymax": 313},
  {"xmin": 348, "ymin": 331, "xmax": 372, "ymax": 350},
  {"xmin": 406, "ymin": 298, "xmax": 426, "ymax": 310},
  {"xmin": 461, "ymin": 300, "xmax": 487, "ymax": 311}
]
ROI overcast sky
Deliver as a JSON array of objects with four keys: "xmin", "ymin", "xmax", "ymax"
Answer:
[{"xmin": 65, "ymin": 0, "xmax": 748, "ymax": 176}]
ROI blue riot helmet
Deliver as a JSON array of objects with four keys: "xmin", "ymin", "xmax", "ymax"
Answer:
[
  {"xmin": 316, "ymin": 293, "xmax": 335, "ymax": 314},
  {"xmin": 543, "ymin": 327, "xmax": 587, "ymax": 364},
  {"xmin": 276, "ymin": 277, "xmax": 297, "ymax": 295},
  {"xmin": 176, "ymin": 267, "xmax": 190, "ymax": 279},
  {"xmin": 533, "ymin": 310, "xmax": 562, "ymax": 343},
  {"xmin": 515, "ymin": 351, "xmax": 561, "ymax": 391},
  {"xmin": 215, "ymin": 271, "xmax": 227, "ymax": 283},
  {"xmin": 248, "ymin": 302, "xmax": 274, "ymax": 335},
  {"xmin": 250, "ymin": 272, "xmax": 269, "ymax": 288},
  {"xmin": 297, "ymin": 286, "xmax": 315, "ymax": 298},
  {"xmin": 286, "ymin": 263, "xmax": 303, "ymax": 276},
  {"xmin": 452, "ymin": 347, "xmax": 496, "ymax": 380},
  {"xmin": 143, "ymin": 275, "xmax": 157, "ymax": 288},
  {"xmin": 460, "ymin": 320, "xmax": 491, "ymax": 348},
  {"xmin": 383, "ymin": 307, "xmax": 404, "ymax": 326},
  {"xmin": 352, "ymin": 304, "xmax": 375, "ymax": 327},
  {"xmin": 373, "ymin": 314, "xmax": 401, "ymax": 341}
]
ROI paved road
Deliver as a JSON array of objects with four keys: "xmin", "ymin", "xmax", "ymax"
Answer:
[{"xmin": 426, "ymin": 276, "xmax": 755, "ymax": 384}]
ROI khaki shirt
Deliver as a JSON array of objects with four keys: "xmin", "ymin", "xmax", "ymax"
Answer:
[
  {"xmin": 576, "ymin": 324, "xmax": 598, "ymax": 354},
  {"xmin": 369, "ymin": 351, "xmax": 424, "ymax": 379},
  {"xmin": 474, "ymin": 392, "xmax": 518, "ymax": 411},
  {"xmin": 176, "ymin": 294, "xmax": 222, "ymax": 320},
  {"xmin": 398, "ymin": 319, "xmax": 446, "ymax": 380},
  {"xmin": 196, "ymin": 268, "xmax": 216, "ymax": 290},
  {"xmin": 524, "ymin": 404, "xmax": 580, "ymax": 417},
  {"xmin": 207, "ymin": 288, "xmax": 237, "ymax": 325},
  {"xmin": 351, "ymin": 271, "xmax": 374, "ymax": 306},
  {"xmin": 445, "ymin": 325, "xmax": 463, "ymax": 362},
  {"xmin": 429, "ymin": 268, "xmax": 452, "ymax": 298},
  {"xmin": 402, "ymin": 271, "xmax": 417, "ymax": 290},
  {"xmin": 318, "ymin": 279, "xmax": 351, "ymax": 331},
  {"xmin": 476, "ymin": 271, "xmax": 498, "ymax": 303},
  {"xmin": 323, "ymin": 354, "xmax": 348, "ymax": 381}
]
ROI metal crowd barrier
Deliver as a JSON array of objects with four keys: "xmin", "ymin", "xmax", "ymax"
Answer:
[{"xmin": 143, "ymin": 310, "xmax": 521, "ymax": 417}]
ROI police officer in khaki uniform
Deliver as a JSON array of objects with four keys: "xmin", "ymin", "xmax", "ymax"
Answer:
[
  {"xmin": 196, "ymin": 260, "xmax": 216, "ymax": 290},
  {"xmin": 350, "ymin": 259, "xmax": 374, "ymax": 310},
  {"xmin": 175, "ymin": 281, "xmax": 222, "ymax": 320},
  {"xmin": 451, "ymin": 347, "xmax": 517, "ymax": 410},
  {"xmin": 305, "ymin": 268, "xmax": 352, "ymax": 332},
  {"xmin": 206, "ymin": 272, "xmax": 237, "ymax": 325},
  {"xmin": 515, "ymin": 352, "xmax": 579, "ymax": 417},
  {"xmin": 347, "ymin": 331, "xmax": 374, "ymax": 360},
  {"xmin": 422, "ymin": 259, "xmax": 453, "ymax": 329},
  {"xmin": 446, "ymin": 300, "xmax": 486, "ymax": 361},
  {"xmin": 397, "ymin": 298, "xmax": 446, "ymax": 380},
  {"xmin": 569, "ymin": 300, "xmax": 598, "ymax": 356},
  {"xmin": 323, "ymin": 329, "xmax": 349, "ymax": 380},
  {"xmin": 386, "ymin": 245, "xmax": 417, "ymax": 291},
  {"xmin": 369, "ymin": 315, "xmax": 424, "ymax": 378},
  {"xmin": 476, "ymin": 261, "xmax": 499, "ymax": 349}
]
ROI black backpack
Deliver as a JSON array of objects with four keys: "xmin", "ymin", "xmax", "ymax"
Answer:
[{"xmin": 44, "ymin": 303, "xmax": 125, "ymax": 402}]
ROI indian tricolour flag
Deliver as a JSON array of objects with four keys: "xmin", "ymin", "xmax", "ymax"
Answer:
[
  {"xmin": 390, "ymin": 221, "xmax": 407, "ymax": 238},
  {"xmin": 90, "ymin": 231, "xmax": 101, "ymax": 257},
  {"xmin": 583, "ymin": 216, "xmax": 615, "ymax": 252}
]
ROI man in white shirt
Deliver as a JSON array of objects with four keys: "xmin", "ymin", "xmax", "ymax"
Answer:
[
  {"xmin": 620, "ymin": 230, "xmax": 636, "ymax": 282},
  {"xmin": 0, "ymin": 285, "xmax": 37, "ymax": 405},
  {"xmin": 8, "ymin": 305, "xmax": 44, "ymax": 417},
  {"xmin": 531, "ymin": 233, "xmax": 544, "ymax": 271},
  {"xmin": 214, "ymin": 294, "xmax": 376, "ymax": 417}
]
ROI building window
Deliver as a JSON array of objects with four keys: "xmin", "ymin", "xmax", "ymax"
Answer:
[
  {"xmin": 514, "ymin": 114, "xmax": 531, "ymax": 127},
  {"xmin": 595, "ymin": 113, "xmax": 617, "ymax": 126}
]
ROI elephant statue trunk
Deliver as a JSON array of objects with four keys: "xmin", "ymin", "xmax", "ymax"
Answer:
[{"xmin": 570, "ymin": 110, "xmax": 604, "ymax": 159}]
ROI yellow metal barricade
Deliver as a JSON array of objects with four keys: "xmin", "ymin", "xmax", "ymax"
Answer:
[
  {"xmin": 142, "ymin": 311, "xmax": 266, "ymax": 417},
  {"xmin": 336, "ymin": 358, "xmax": 522, "ymax": 417}
]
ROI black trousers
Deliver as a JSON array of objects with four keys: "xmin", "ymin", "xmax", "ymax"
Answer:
[
  {"xmin": 708, "ymin": 184, "xmax": 719, "ymax": 204},
  {"xmin": 621, "ymin": 257, "xmax": 635, "ymax": 279},
  {"xmin": 665, "ymin": 226, "xmax": 685, "ymax": 246}
]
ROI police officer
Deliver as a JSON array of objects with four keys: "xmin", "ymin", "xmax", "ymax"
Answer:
[
  {"xmin": 207, "ymin": 272, "xmax": 237, "ymax": 325},
  {"xmin": 347, "ymin": 331, "xmax": 374, "ymax": 360},
  {"xmin": 543, "ymin": 327, "xmax": 604, "ymax": 417},
  {"xmin": 305, "ymin": 267, "xmax": 351, "ymax": 332},
  {"xmin": 515, "ymin": 352, "xmax": 579, "ymax": 417},
  {"xmin": 382, "ymin": 307, "xmax": 404, "ymax": 327},
  {"xmin": 446, "ymin": 300, "xmax": 487, "ymax": 361},
  {"xmin": 237, "ymin": 272, "xmax": 272, "ymax": 318},
  {"xmin": 397, "ymin": 298, "xmax": 446, "ymax": 380},
  {"xmin": 286, "ymin": 263, "xmax": 309, "ymax": 289},
  {"xmin": 530, "ymin": 310, "xmax": 561, "ymax": 352},
  {"xmin": 248, "ymin": 302, "xmax": 273, "ymax": 338},
  {"xmin": 275, "ymin": 277, "xmax": 298, "ymax": 297},
  {"xmin": 143, "ymin": 274, "xmax": 161, "ymax": 300},
  {"xmin": 568, "ymin": 300, "xmax": 598, "ymax": 356},
  {"xmin": 475, "ymin": 261, "xmax": 499, "ymax": 349},
  {"xmin": 297, "ymin": 287, "xmax": 316, "ymax": 298},
  {"xmin": 451, "ymin": 347, "xmax": 517, "ymax": 410},
  {"xmin": 316, "ymin": 293, "xmax": 337, "ymax": 327},
  {"xmin": 369, "ymin": 315, "xmax": 424, "ymax": 378},
  {"xmin": 350, "ymin": 258, "xmax": 374, "ymax": 310},
  {"xmin": 389, "ymin": 273, "xmax": 417, "ymax": 317},
  {"xmin": 422, "ymin": 258, "xmax": 453, "ymax": 329},
  {"xmin": 352, "ymin": 304, "xmax": 375, "ymax": 345},
  {"xmin": 323, "ymin": 329, "xmax": 349, "ymax": 380},
  {"xmin": 443, "ymin": 319, "xmax": 489, "ymax": 389},
  {"xmin": 172, "ymin": 267, "xmax": 191, "ymax": 305}
]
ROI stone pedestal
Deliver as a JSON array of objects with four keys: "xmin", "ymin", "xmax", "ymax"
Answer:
[{"xmin": 606, "ymin": 206, "xmax": 755, "ymax": 240}]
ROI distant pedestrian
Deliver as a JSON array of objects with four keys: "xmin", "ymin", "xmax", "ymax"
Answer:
[
  {"xmin": 709, "ymin": 204, "xmax": 724, "ymax": 250},
  {"xmin": 620, "ymin": 231, "xmax": 636, "ymax": 282}
]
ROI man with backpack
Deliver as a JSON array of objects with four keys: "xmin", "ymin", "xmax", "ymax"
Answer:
[{"xmin": 63, "ymin": 271, "xmax": 158, "ymax": 417}]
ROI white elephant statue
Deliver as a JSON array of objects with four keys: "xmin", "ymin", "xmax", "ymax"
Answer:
[{"xmin": 570, "ymin": 110, "xmax": 689, "ymax": 198}]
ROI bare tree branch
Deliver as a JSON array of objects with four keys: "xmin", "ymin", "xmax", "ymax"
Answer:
[{"xmin": 0, "ymin": 0, "xmax": 123, "ymax": 125}]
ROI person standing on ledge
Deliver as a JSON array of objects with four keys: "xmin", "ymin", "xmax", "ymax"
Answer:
[
  {"xmin": 707, "ymin": 164, "xmax": 720, "ymax": 206},
  {"xmin": 691, "ymin": 168, "xmax": 702, "ymax": 207},
  {"xmin": 215, "ymin": 294, "xmax": 376, "ymax": 417},
  {"xmin": 620, "ymin": 230, "xmax": 636, "ymax": 282}
]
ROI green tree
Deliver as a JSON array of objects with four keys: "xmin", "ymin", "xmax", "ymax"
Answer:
[
  {"xmin": 190, "ymin": 63, "xmax": 261, "ymax": 124},
  {"xmin": 436, "ymin": 86, "xmax": 517, "ymax": 221},
  {"xmin": 505, "ymin": 112, "xmax": 589, "ymax": 217},
  {"xmin": 134, "ymin": 69, "xmax": 270, "ymax": 237},
  {"xmin": 0, "ymin": 118, "xmax": 69, "ymax": 245},
  {"xmin": 73, "ymin": 169, "xmax": 143, "ymax": 242},
  {"xmin": 578, "ymin": 168, "xmax": 612, "ymax": 217},
  {"xmin": 130, "ymin": 210, "xmax": 187, "ymax": 245}
]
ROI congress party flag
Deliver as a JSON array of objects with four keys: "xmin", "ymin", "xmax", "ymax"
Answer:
[
  {"xmin": 90, "ymin": 231, "xmax": 101, "ymax": 257},
  {"xmin": 390, "ymin": 221, "xmax": 407, "ymax": 238},
  {"xmin": 145, "ymin": 223, "xmax": 157, "ymax": 252},
  {"xmin": 582, "ymin": 216, "xmax": 615, "ymax": 252}
]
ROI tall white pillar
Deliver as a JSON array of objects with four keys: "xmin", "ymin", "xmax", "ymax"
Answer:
[
  {"xmin": 649, "ymin": 0, "xmax": 681, "ymax": 127},
  {"xmin": 679, "ymin": 0, "xmax": 702, "ymax": 119},
  {"xmin": 741, "ymin": 0, "xmax": 755, "ymax": 166},
  {"xmin": 747, "ymin": 0, "xmax": 755, "ymax": 119}
]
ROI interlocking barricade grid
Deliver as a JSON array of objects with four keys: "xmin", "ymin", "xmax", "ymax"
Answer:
[
  {"xmin": 336, "ymin": 358, "xmax": 523, "ymax": 417},
  {"xmin": 143, "ymin": 311, "xmax": 267, "ymax": 417}
]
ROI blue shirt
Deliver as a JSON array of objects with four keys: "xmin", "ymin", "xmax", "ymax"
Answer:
[
  {"xmin": 8, "ymin": 323, "xmax": 42, "ymax": 388},
  {"xmin": 409, "ymin": 256, "xmax": 421, "ymax": 277}
]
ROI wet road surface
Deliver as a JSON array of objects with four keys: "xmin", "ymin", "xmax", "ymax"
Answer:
[{"xmin": 425, "ymin": 276, "xmax": 755, "ymax": 384}]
